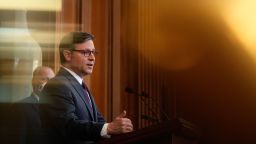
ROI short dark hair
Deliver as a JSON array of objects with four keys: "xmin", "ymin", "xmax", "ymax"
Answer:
[{"xmin": 59, "ymin": 32, "xmax": 94, "ymax": 64}]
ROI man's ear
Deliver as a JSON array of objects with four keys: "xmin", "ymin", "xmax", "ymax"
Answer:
[{"xmin": 63, "ymin": 50, "xmax": 72, "ymax": 62}]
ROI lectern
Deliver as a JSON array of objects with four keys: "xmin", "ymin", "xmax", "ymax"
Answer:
[
  {"xmin": 97, "ymin": 121, "xmax": 172, "ymax": 144},
  {"xmin": 97, "ymin": 118, "xmax": 201, "ymax": 144}
]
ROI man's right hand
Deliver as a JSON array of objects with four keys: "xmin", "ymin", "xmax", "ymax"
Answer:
[{"xmin": 107, "ymin": 110, "xmax": 133, "ymax": 135}]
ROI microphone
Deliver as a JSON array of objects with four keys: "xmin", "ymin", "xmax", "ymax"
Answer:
[
  {"xmin": 125, "ymin": 87, "xmax": 170, "ymax": 123},
  {"xmin": 125, "ymin": 87, "xmax": 149, "ymax": 98}
]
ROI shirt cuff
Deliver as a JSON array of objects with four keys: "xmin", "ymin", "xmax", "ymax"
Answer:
[{"xmin": 100, "ymin": 123, "xmax": 111, "ymax": 138}]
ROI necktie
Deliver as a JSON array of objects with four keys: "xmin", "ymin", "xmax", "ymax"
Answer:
[{"xmin": 81, "ymin": 82, "xmax": 93, "ymax": 112}]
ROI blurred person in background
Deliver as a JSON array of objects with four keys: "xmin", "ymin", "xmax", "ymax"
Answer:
[{"xmin": 11, "ymin": 66, "xmax": 55, "ymax": 144}]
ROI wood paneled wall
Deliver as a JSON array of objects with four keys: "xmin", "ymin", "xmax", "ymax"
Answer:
[
  {"xmin": 120, "ymin": 0, "xmax": 256, "ymax": 143},
  {"xmin": 119, "ymin": 0, "xmax": 171, "ymax": 129},
  {"xmin": 48, "ymin": 0, "xmax": 256, "ymax": 143}
]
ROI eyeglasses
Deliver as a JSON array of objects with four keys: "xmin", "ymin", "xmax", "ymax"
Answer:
[{"xmin": 72, "ymin": 49, "xmax": 98, "ymax": 57}]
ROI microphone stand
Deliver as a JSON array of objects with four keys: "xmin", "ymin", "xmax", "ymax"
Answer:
[{"xmin": 125, "ymin": 87, "xmax": 170, "ymax": 125}]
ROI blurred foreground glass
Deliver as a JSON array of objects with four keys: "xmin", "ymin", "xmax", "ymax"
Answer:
[
  {"xmin": 0, "ymin": 10, "xmax": 41, "ymax": 102},
  {"xmin": 0, "ymin": 0, "xmax": 61, "ymax": 102}
]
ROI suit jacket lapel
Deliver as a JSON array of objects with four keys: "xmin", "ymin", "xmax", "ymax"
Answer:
[{"xmin": 59, "ymin": 68, "xmax": 95, "ymax": 120}]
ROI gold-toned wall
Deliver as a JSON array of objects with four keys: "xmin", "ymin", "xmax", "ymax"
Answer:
[{"xmin": 120, "ymin": 0, "xmax": 256, "ymax": 143}]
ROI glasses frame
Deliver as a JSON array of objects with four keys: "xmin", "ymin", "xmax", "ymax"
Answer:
[{"xmin": 72, "ymin": 49, "xmax": 98, "ymax": 57}]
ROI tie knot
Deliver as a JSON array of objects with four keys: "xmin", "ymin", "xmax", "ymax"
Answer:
[
  {"xmin": 82, "ymin": 81, "xmax": 89, "ymax": 91},
  {"xmin": 82, "ymin": 81, "xmax": 86, "ymax": 89}
]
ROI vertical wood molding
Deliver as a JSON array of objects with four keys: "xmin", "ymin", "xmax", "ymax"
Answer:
[
  {"xmin": 90, "ymin": 0, "xmax": 109, "ymax": 119},
  {"xmin": 112, "ymin": 0, "xmax": 122, "ymax": 120},
  {"xmin": 120, "ymin": 0, "xmax": 139, "ymax": 129},
  {"xmin": 81, "ymin": 0, "xmax": 92, "ymax": 32}
]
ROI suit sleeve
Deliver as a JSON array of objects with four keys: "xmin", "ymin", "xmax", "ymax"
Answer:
[{"xmin": 40, "ymin": 80, "xmax": 105, "ymax": 141}]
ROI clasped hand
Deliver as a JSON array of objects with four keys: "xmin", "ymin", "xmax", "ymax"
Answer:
[{"xmin": 107, "ymin": 110, "xmax": 133, "ymax": 135}]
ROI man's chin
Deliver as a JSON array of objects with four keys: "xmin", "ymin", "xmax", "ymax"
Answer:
[{"xmin": 85, "ymin": 70, "xmax": 93, "ymax": 75}]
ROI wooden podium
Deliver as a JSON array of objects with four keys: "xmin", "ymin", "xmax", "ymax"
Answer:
[
  {"xmin": 97, "ymin": 118, "xmax": 201, "ymax": 144},
  {"xmin": 97, "ymin": 121, "xmax": 172, "ymax": 144}
]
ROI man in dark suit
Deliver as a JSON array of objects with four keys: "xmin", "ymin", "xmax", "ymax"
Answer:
[
  {"xmin": 11, "ymin": 66, "xmax": 55, "ymax": 144},
  {"xmin": 40, "ymin": 32, "xmax": 133, "ymax": 144}
]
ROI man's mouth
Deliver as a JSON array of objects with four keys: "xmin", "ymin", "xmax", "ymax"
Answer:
[{"xmin": 86, "ymin": 63, "xmax": 94, "ymax": 67}]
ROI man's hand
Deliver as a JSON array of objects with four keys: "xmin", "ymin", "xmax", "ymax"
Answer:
[{"xmin": 107, "ymin": 110, "xmax": 133, "ymax": 135}]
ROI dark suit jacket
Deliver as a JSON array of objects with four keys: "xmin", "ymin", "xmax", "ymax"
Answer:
[
  {"xmin": 11, "ymin": 94, "xmax": 41, "ymax": 144},
  {"xmin": 40, "ymin": 68, "xmax": 105, "ymax": 144}
]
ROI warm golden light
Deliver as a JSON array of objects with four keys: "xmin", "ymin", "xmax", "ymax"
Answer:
[
  {"xmin": 0, "ymin": 0, "xmax": 61, "ymax": 11},
  {"xmin": 222, "ymin": 0, "xmax": 256, "ymax": 60}
]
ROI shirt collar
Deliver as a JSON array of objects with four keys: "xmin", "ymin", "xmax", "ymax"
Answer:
[{"xmin": 62, "ymin": 66, "xmax": 83, "ymax": 85}]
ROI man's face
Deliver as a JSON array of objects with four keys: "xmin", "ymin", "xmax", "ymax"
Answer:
[
  {"xmin": 38, "ymin": 68, "xmax": 55, "ymax": 90},
  {"xmin": 33, "ymin": 68, "xmax": 55, "ymax": 93},
  {"xmin": 69, "ymin": 40, "xmax": 96, "ymax": 77}
]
